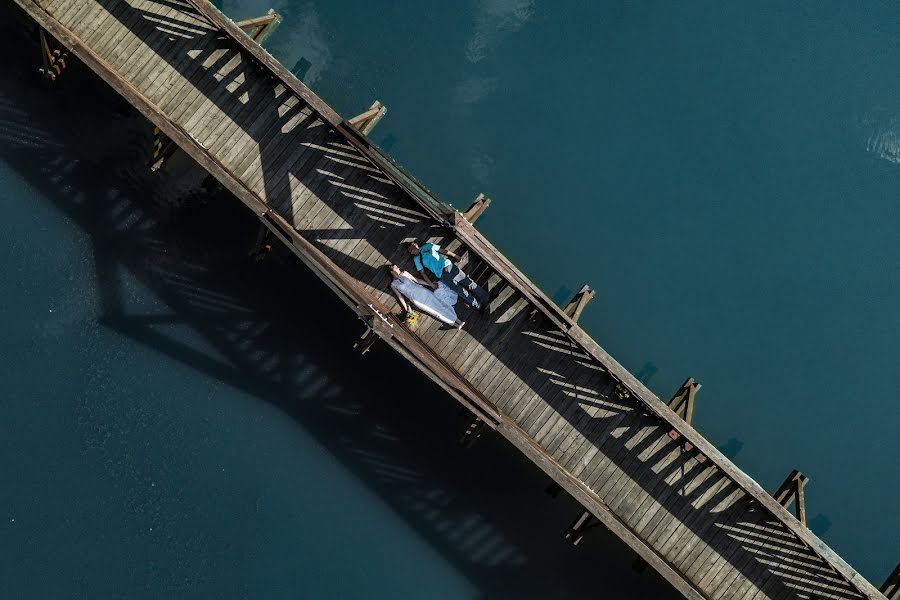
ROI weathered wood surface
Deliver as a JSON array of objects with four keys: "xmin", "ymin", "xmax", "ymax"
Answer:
[{"xmin": 13, "ymin": 1, "xmax": 885, "ymax": 598}]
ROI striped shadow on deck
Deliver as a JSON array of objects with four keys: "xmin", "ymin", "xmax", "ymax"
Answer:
[{"xmin": 12, "ymin": 0, "xmax": 887, "ymax": 598}]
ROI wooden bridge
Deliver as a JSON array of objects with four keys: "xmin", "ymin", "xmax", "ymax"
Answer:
[{"xmin": 12, "ymin": 0, "xmax": 895, "ymax": 598}]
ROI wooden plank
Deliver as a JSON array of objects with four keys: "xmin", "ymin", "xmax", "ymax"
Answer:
[
  {"xmin": 558, "ymin": 388, "xmax": 641, "ymax": 480},
  {"xmin": 226, "ymin": 98, "xmax": 318, "ymax": 189},
  {"xmin": 166, "ymin": 47, "xmax": 242, "ymax": 123},
  {"xmin": 542, "ymin": 373, "xmax": 618, "ymax": 456},
  {"xmin": 278, "ymin": 137, "xmax": 362, "ymax": 219},
  {"xmin": 209, "ymin": 84, "xmax": 291, "ymax": 159},
  {"xmin": 651, "ymin": 472, "xmax": 736, "ymax": 562},
  {"xmin": 512, "ymin": 350, "xmax": 585, "ymax": 434},
  {"xmin": 192, "ymin": 73, "xmax": 273, "ymax": 156},
  {"xmin": 234, "ymin": 13, "xmax": 277, "ymax": 28},
  {"xmin": 292, "ymin": 149, "xmax": 375, "ymax": 230},
  {"xmin": 569, "ymin": 398, "xmax": 649, "ymax": 481},
  {"xmin": 54, "ymin": 0, "xmax": 107, "ymax": 36},
  {"xmin": 586, "ymin": 421, "xmax": 661, "ymax": 497},
  {"xmin": 119, "ymin": 12, "xmax": 179, "ymax": 84},
  {"xmin": 242, "ymin": 117, "xmax": 331, "ymax": 202},
  {"xmin": 98, "ymin": 0, "xmax": 162, "ymax": 66},
  {"xmin": 274, "ymin": 153, "xmax": 349, "ymax": 223},
  {"xmin": 158, "ymin": 39, "xmax": 236, "ymax": 115},
  {"xmin": 143, "ymin": 30, "xmax": 219, "ymax": 104},
  {"xmin": 602, "ymin": 429, "xmax": 680, "ymax": 518},
  {"xmin": 53, "ymin": 0, "xmax": 105, "ymax": 33},
  {"xmin": 180, "ymin": 61, "xmax": 267, "ymax": 145},
  {"xmin": 79, "ymin": 0, "xmax": 142, "ymax": 54},
  {"xmin": 185, "ymin": 0, "xmax": 342, "ymax": 124},
  {"xmin": 518, "ymin": 347, "xmax": 599, "ymax": 437},
  {"xmin": 677, "ymin": 493, "xmax": 755, "ymax": 589},
  {"xmin": 546, "ymin": 374, "xmax": 617, "ymax": 458},
  {"xmin": 705, "ymin": 519, "xmax": 802, "ymax": 600},
  {"xmin": 336, "ymin": 192, "xmax": 430, "ymax": 282},
  {"xmin": 497, "ymin": 421, "xmax": 707, "ymax": 600}
]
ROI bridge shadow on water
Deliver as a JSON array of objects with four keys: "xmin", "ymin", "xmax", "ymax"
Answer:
[{"xmin": 0, "ymin": 10, "xmax": 679, "ymax": 599}]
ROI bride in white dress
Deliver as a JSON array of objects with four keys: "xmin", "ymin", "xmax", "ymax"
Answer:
[{"xmin": 388, "ymin": 264, "xmax": 464, "ymax": 329}]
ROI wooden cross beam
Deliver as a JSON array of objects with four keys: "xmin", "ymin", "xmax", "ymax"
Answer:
[
  {"xmin": 458, "ymin": 415, "xmax": 486, "ymax": 448},
  {"xmin": 352, "ymin": 327, "xmax": 379, "ymax": 355},
  {"xmin": 668, "ymin": 377, "xmax": 700, "ymax": 424},
  {"xmin": 149, "ymin": 126, "xmax": 178, "ymax": 171},
  {"xmin": 38, "ymin": 28, "xmax": 68, "ymax": 81},
  {"xmin": 880, "ymin": 563, "xmax": 900, "ymax": 600},
  {"xmin": 348, "ymin": 101, "xmax": 387, "ymax": 135},
  {"xmin": 772, "ymin": 469, "xmax": 809, "ymax": 527},
  {"xmin": 248, "ymin": 222, "xmax": 272, "ymax": 262},
  {"xmin": 563, "ymin": 284, "xmax": 595, "ymax": 323},
  {"xmin": 462, "ymin": 193, "xmax": 491, "ymax": 224},
  {"xmin": 666, "ymin": 377, "xmax": 704, "ymax": 461},
  {"xmin": 564, "ymin": 509, "xmax": 601, "ymax": 546},
  {"xmin": 236, "ymin": 9, "xmax": 282, "ymax": 45}
]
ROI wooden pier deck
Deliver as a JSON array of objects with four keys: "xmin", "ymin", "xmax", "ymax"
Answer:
[{"xmin": 12, "ymin": 1, "xmax": 891, "ymax": 598}]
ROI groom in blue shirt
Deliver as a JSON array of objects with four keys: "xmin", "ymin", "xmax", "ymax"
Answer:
[{"xmin": 407, "ymin": 241, "xmax": 490, "ymax": 313}]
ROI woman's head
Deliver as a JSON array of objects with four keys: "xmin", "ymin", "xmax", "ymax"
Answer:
[{"xmin": 387, "ymin": 263, "xmax": 401, "ymax": 278}]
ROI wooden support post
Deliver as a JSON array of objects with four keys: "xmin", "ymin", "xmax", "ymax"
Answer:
[
  {"xmin": 461, "ymin": 193, "xmax": 491, "ymax": 224},
  {"xmin": 772, "ymin": 469, "xmax": 809, "ymax": 527},
  {"xmin": 236, "ymin": 9, "xmax": 282, "ymax": 45},
  {"xmin": 880, "ymin": 563, "xmax": 900, "ymax": 600},
  {"xmin": 38, "ymin": 28, "xmax": 68, "ymax": 82},
  {"xmin": 666, "ymin": 377, "xmax": 704, "ymax": 461},
  {"xmin": 149, "ymin": 126, "xmax": 177, "ymax": 171},
  {"xmin": 545, "ymin": 480, "xmax": 563, "ymax": 498},
  {"xmin": 459, "ymin": 414, "xmax": 486, "ymax": 448},
  {"xmin": 564, "ymin": 509, "xmax": 601, "ymax": 546},
  {"xmin": 248, "ymin": 222, "xmax": 272, "ymax": 262},
  {"xmin": 562, "ymin": 284, "xmax": 595, "ymax": 323},
  {"xmin": 348, "ymin": 101, "xmax": 387, "ymax": 135},
  {"xmin": 352, "ymin": 326, "xmax": 379, "ymax": 355}
]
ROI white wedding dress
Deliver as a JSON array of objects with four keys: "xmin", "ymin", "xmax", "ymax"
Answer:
[{"xmin": 391, "ymin": 273, "xmax": 459, "ymax": 325}]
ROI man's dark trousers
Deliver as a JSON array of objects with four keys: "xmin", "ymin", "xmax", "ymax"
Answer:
[{"xmin": 440, "ymin": 264, "xmax": 490, "ymax": 309}]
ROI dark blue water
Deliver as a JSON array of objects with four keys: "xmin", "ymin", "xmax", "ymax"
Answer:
[{"xmin": 1, "ymin": 1, "xmax": 897, "ymax": 597}]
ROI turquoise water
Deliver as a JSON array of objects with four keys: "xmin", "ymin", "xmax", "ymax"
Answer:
[{"xmin": 1, "ymin": 1, "xmax": 897, "ymax": 597}]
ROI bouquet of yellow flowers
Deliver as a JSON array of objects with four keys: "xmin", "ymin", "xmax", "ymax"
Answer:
[{"xmin": 405, "ymin": 310, "xmax": 420, "ymax": 325}]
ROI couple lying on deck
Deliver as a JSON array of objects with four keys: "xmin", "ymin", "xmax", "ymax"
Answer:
[{"xmin": 388, "ymin": 241, "xmax": 491, "ymax": 330}]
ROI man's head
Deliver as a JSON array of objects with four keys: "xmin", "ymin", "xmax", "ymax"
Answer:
[{"xmin": 406, "ymin": 242, "xmax": 420, "ymax": 256}]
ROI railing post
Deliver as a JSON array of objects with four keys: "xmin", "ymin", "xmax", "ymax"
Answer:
[
  {"xmin": 772, "ymin": 469, "xmax": 809, "ymax": 527},
  {"xmin": 149, "ymin": 126, "xmax": 178, "ymax": 171},
  {"xmin": 249, "ymin": 222, "xmax": 272, "ymax": 261},
  {"xmin": 880, "ymin": 563, "xmax": 900, "ymax": 600},
  {"xmin": 564, "ymin": 509, "xmax": 601, "ymax": 546},
  {"xmin": 462, "ymin": 193, "xmax": 491, "ymax": 224},
  {"xmin": 562, "ymin": 284, "xmax": 595, "ymax": 323},
  {"xmin": 38, "ymin": 28, "xmax": 68, "ymax": 82},
  {"xmin": 353, "ymin": 325, "xmax": 378, "ymax": 355},
  {"xmin": 666, "ymin": 377, "xmax": 704, "ymax": 461},
  {"xmin": 348, "ymin": 101, "xmax": 387, "ymax": 135},
  {"xmin": 235, "ymin": 9, "xmax": 282, "ymax": 45},
  {"xmin": 459, "ymin": 414, "xmax": 486, "ymax": 448}
]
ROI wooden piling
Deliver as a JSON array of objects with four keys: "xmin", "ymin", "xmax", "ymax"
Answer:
[
  {"xmin": 462, "ymin": 193, "xmax": 491, "ymax": 224},
  {"xmin": 236, "ymin": 9, "xmax": 281, "ymax": 45},
  {"xmin": 562, "ymin": 284, "xmax": 595, "ymax": 323},
  {"xmin": 772, "ymin": 469, "xmax": 809, "ymax": 527},
  {"xmin": 348, "ymin": 100, "xmax": 387, "ymax": 135},
  {"xmin": 880, "ymin": 563, "xmax": 900, "ymax": 600}
]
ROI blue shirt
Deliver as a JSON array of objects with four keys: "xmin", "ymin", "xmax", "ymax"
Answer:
[{"xmin": 413, "ymin": 243, "xmax": 450, "ymax": 278}]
